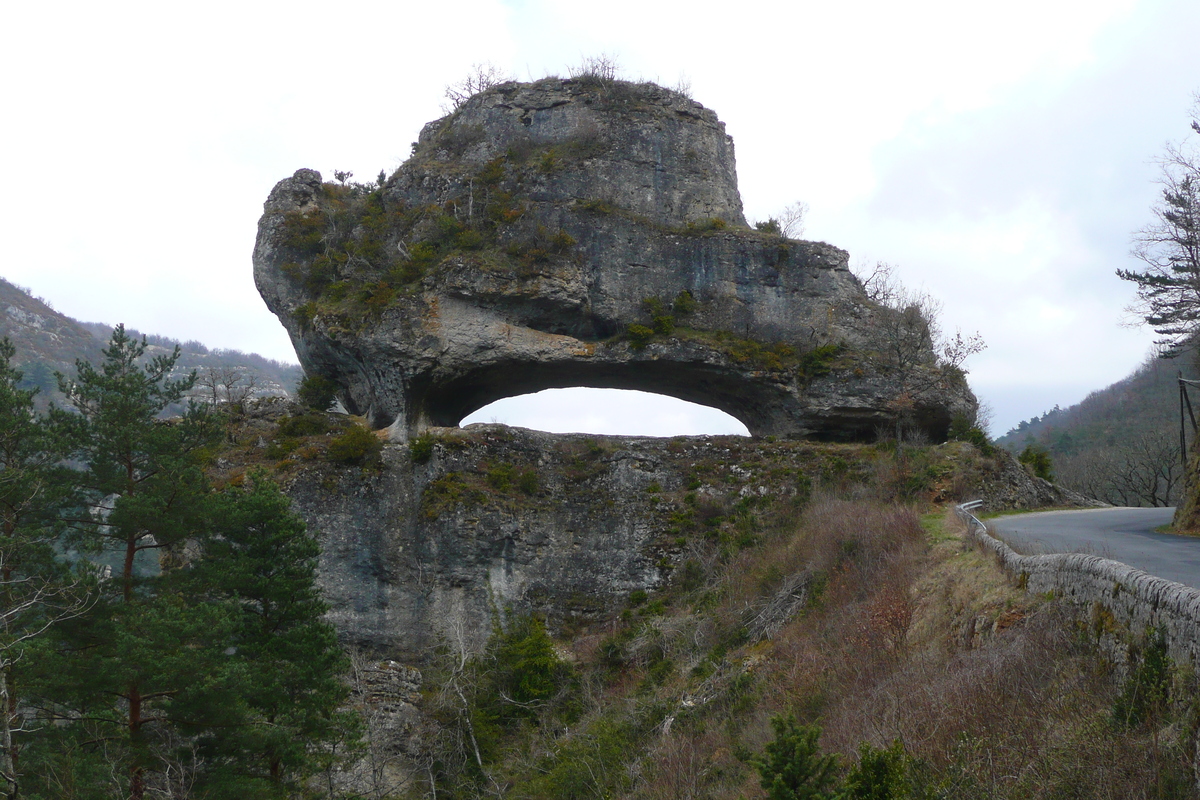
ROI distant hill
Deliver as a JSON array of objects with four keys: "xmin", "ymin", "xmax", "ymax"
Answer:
[
  {"xmin": 995, "ymin": 343, "xmax": 1195, "ymax": 506},
  {"xmin": 0, "ymin": 277, "xmax": 302, "ymax": 413}
]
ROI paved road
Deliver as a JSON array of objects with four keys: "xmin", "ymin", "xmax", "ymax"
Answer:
[{"xmin": 988, "ymin": 507, "xmax": 1200, "ymax": 590}]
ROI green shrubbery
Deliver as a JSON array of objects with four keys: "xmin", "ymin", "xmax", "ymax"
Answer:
[
  {"xmin": 297, "ymin": 373, "xmax": 339, "ymax": 411},
  {"xmin": 948, "ymin": 414, "xmax": 995, "ymax": 456},
  {"xmin": 409, "ymin": 432, "xmax": 435, "ymax": 464},
  {"xmin": 1019, "ymin": 443, "xmax": 1054, "ymax": 481},
  {"xmin": 327, "ymin": 424, "xmax": 383, "ymax": 467}
]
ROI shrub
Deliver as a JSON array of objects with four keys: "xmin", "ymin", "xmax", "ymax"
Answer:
[
  {"xmin": 486, "ymin": 462, "xmax": 516, "ymax": 491},
  {"xmin": 672, "ymin": 290, "xmax": 697, "ymax": 316},
  {"xmin": 327, "ymin": 424, "xmax": 383, "ymax": 467},
  {"xmin": 1018, "ymin": 444, "xmax": 1054, "ymax": 481},
  {"xmin": 517, "ymin": 469, "xmax": 538, "ymax": 495},
  {"xmin": 277, "ymin": 412, "xmax": 335, "ymax": 437},
  {"xmin": 798, "ymin": 344, "xmax": 842, "ymax": 380},
  {"xmin": 754, "ymin": 715, "xmax": 840, "ymax": 800},
  {"xmin": 627, "ymin": 324, "xmax": 655, "ymax": 350},
  {"xmin": 409, "ymin": 433, "xmax": 434, "ymax": 464},
  {"xmin": 1112, "ymin": 630, "xmax": 1172, "ymax": 729},
  {"xmin": 297, "ymin": 374, "xmax": 339, "ymax": 411},
  {"xmin": 841, "ymin": 740, "xmax": 910, "ymax": 799},
  {"xmin": 684, "ymin": 217, "xmax": 727, "ymax": 233}
]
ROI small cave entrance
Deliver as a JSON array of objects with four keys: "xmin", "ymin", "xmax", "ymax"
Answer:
[{"xmin": 459, "ymin": 388, "xmax": 750, "ymax": 437}]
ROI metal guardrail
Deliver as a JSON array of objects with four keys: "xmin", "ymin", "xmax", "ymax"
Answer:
[{"xmin": 954, "ymin": 500, "xmax": 986, "ymax": 536}]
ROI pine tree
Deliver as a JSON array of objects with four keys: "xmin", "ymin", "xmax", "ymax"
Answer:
[
  {"xmin": 27, "ymin": 326, "xmax": 221, "ymax": 799},
  {"xmin": 755, "ymin": 715, "xmax": 841, "ymax": 800},
  {"xmin": 177, "ymin": 474, "xmax": 358, "ymax": 797},
  {"xmin": 20, "ymin": 327, "xmax": 359, "ymax": 798},
  {"xmin": 1118, "ymin": 109, "xmax": 1200, "ymax": 356},
  {"xmin": 0, "ymin": 339, "xmax": 88, "ymax": 799}
]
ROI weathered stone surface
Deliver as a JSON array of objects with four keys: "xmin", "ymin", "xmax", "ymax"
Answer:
[
  {"xmin": 254, "ymin": 78, "xmax": 975, "ymax": 442},
  {"xmin": 972, "ymin": 447, "xmax": 1107, "ymax": 512},
  {"xmin": 210, "ymin": 401, "xmax": 1076, "ymax": 663}
]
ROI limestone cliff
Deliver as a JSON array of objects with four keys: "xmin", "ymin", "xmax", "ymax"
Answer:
[
  {"xmin": 222, "ymin": 403, "xmax": 1069, "ymax": 661},
  {"xmin": 253, "ymin": 78, "xmax": 976, "ymax": 442}
]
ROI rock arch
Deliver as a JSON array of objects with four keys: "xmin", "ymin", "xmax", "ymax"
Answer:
[{"xmin": 254, "ymin": 79, "xmax": 974, "ymax": 442}]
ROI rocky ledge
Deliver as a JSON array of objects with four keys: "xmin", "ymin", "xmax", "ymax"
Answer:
[{"xmin": 254, "ymin": 77, "xmax": 976, "ymax": 441}]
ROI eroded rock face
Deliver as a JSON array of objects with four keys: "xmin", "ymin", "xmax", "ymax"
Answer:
[
  {"xmin": 254, "ymin": 78, "xmax": 975, "ymax": 441},
  {"xmin": 267, "ymin": 422, "xmax": 848, "ymax": 659}
]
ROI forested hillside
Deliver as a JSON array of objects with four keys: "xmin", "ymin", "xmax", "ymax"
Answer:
[
  {"xmin": 0, "ymin": 277, "xmax": 302, "ymax": 411},
  {"xmin": 996, "ymin": 344, "xmax": 1195, "ymax": 506}
]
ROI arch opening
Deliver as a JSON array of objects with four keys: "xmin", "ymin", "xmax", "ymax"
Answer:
[{"xmin": 460, "ymin": 388, "xmax": 750, "ymax": 437}]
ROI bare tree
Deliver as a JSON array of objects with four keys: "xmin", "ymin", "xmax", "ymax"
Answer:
[
  {"xmin": 778, "ymin": 201, "xmax": 809, "ymax": 239},
  {"xmin": 443, "ymin": 63, "xmax": 509, "ymax": 112},
  {"xmin": 1058, "ymin": 432, "xmax": 1182, "ymax": 507},
  {"xmin": 755, "ymin": 201, "xmax": 810, "ymax": 240},
  {"xmin": 850, "ymin": 263, "xmax": 986, "ymax": 442},
  {"xmin": 192, "ymin": 366, "xmax": 260, "ymax": 413}
]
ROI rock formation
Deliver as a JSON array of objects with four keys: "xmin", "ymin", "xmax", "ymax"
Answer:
[{"xmin": 254, "ymin": 77, "xmax": 976, "ymax": 442}]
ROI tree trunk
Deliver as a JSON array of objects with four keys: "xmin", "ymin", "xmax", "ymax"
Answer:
[
  {"xmin": 129, "ymin": 684, "xmax": 144, "ymax": 800},
  {"xmin": 0, "ymin": 666, "xmax": 15, "ymax": 800}
]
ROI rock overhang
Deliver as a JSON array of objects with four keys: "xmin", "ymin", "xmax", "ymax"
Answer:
[{"xmin": 254, "ymin": 77, "xmax": 976, "ymax": 442}]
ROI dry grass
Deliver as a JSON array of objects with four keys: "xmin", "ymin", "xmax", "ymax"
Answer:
[
  {"xmin": 410, "ymin": 470, "xmax": 1199, "ymax": 799},
  {"xmin": 622, "ymin": 496, "xmax": 1200, "ymax": 800}
]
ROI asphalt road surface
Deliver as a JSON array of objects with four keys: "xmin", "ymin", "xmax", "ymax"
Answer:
[{"xmin": 988, "ymin": 507, "xmax": 1200, "ymax": 590}]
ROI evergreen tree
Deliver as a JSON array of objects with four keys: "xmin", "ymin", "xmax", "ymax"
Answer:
[
  {"xmin": 178, "ymin": 474, "xmax": 357, "ymax": 797},
  {"xmin": 0, "ymin": 340, "xmax": 88, "ymax": 799},
  {"xmin": 19, "ymin": 326, "xmax": 359, "ymax": 798},
  {"xmin": 26, "ymin": 326, "xmax": 221, "ymax": 799},
  {"xmin": 1118, "ymin": 108, "xmax": 1200, "ymax": 356},
  {"xmin": 755, "ymin": 715, "xmax": 840, "ymax": 800}
]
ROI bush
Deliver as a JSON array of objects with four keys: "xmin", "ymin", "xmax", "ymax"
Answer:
[
  {"xmin": 409, "ymin": 432, "xmax": 434, "ymax": 464},
  {"xmin": 327, "ymin": 424, "xmax": 383, "ymax": 467},
  {"xmin": 755, "ymin": 715, "xmax": 840, "ymax": 800},
  {"xmin": 517, "ymin": 469, "xmax": 538, "ymax": 495},
  {"xmin": 949, "ymin": 414, "xmax": 995, "ymax": 456},
  {"xmin": 297, "ymin": 374, "xmax": 339, "ymax": 411},
  {"xmin": 1112, "ymin": 630, "xmax": 1172, "ymax": 729},
  {"xmin": 277, "ymin": 412, "xmax": 336, "ymax": 437},
  {"xmin": 672, "ymin": 290, "xmax": 697, "ymax": 316},
  {"xmin": 841, "ymin": 740, "xmax": 910, "ymax": 799},
  {"xmin": 627, "ymin": 323, "xmax": 655, "ymax": 350},
  {"xmin": 1018, "ymin": 444, "xmax": 1054, "ymax": 481}
]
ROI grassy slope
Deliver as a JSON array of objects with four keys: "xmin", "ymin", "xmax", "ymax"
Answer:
[
  {"xmin": 407, "ymin": 463, "xmax": 1198, "ymax": 798},
  {"xmin": 205, "ymin": 406, "xmax": 1198, "ymax": 798}
]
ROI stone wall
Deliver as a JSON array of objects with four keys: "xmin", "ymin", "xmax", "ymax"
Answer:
[{"xmin": 957, "ymin": 504, "xmax": 1200, "ymax": 666}]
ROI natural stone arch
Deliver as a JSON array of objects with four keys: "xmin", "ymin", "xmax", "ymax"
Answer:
[
  {"xmin": 415, "ymin": 357, "xmax": 800, "ymax": 438},
  {"xmin": 254, "ymin": 78, "xmax": 975, "ymax": 442},
  {"xmin": 462, "ymin": 387, "xmax": 750, "ymax": 436}
]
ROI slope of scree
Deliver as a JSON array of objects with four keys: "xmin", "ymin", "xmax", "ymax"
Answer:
[{"xmin": 254, "ymin": 77, "xmax": 976, "ymax": 442}]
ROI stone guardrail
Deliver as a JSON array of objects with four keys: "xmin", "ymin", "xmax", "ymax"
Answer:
[{"xmin": 955, "ymin": 501, "xmax": 1200, "ymax": 666}]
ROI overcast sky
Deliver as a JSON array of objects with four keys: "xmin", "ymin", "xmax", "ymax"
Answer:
[{"xmin": 4, "ymin": 0, "xmax": 1198, "ymax": 437}]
